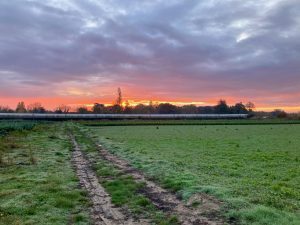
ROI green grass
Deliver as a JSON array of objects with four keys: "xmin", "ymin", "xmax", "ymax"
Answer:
[
  {"xmin": 81, "ymin": 119, "xmax": 300, "ymax": 127},
  {"xmin": 0, "ymin": 124, "xmax": 90, "ymax": 225},
  {"xmin": 0, "ymin": 120, "xmax": 38, "ymax": 136},
  {"xmin": 85, "ymin": 124, "xmax": 300, "ymax": 225},
  {"xmin": 72, "ymin": 126, "xmax": 179, "ymax": 225}
]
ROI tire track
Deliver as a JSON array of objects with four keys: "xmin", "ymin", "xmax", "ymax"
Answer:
[
  {"xmin": 70, "ymin": 134, "xmax": 147, "ymax": 225},
  {"xmin": 95, "ymin": 142, "xmax": 225, "ymax": 225}
]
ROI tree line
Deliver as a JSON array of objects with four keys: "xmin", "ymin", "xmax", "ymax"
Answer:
[
  {"xmin": 0, "ymin": 87, "xmax": 258, "ymax": 114},
  {"xmin": 0, "ymin": 100, "xmax": 255, "ymax": 114}
]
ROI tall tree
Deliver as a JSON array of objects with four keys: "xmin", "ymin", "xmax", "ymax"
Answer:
[
  {"xmin": 116, "ymin": 87, "xmax": 123, "ymax": 106},
  {"xmin": 16, "ymin": 101, "xmax": 27, "ymax": 113}
]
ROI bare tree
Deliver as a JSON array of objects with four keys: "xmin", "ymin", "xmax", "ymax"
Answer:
[
  {"xmin": 245, "ymin": 102, "xmax": 256, "ymax": 111},
  {"xmin": 116, "ymin": 87, "xmax": 123, "ymax": 106},
  {"xmin": 0, "ymin": 105, "xmax": 13, "ymax": 113},
  {"xmin": 55, "ymin": 104, "xmax": 71, "ymax": 113},
  {"xmin": 27, "ymin": 102, "xmax": 46, "ymax": 113}
]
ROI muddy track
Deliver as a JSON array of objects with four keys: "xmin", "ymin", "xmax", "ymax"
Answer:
[
  {"xmin": 94, "ymin": 141, "xmax": 225, "ymax": 225},
  {"xmin": 70, "ymin": 134, "xmax": 148, "ymax": 225}
]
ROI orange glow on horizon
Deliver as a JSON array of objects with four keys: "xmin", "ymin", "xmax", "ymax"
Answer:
[
  {"xmin": 1, "ymin": 96, "xmax": 299, "ymax": 113},
  {"xmin": 1, "ymin": 79, "xmax": 298, "ymax": 113},
  {"xmin": 255, "ymin": 106, "xmax": 300, "ymax": 113},
  {"xmin": 75, "ymin": 101, "xmax": 300, "ymax": 113}
]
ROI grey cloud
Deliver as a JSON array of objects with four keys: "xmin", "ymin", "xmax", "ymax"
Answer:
[{"xmin": 0, "ymin": 0, "xmax": 299, "ymax": 104}]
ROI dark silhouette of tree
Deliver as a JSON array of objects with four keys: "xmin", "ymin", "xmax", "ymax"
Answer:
[
  {"xmin": 157, "ymin": 103, "xmax": 178, "ymax": 114},
  {"xmin": 116, "ymin": 87, "xmax": 123, "ymax": 106},
  {"xmin": 77, "ymin": 106, "xmax": 89, "ymax": 114},
  {"xmin": 214, "ymin": 100, "xmax": 230, "ymax": 114},
  {"xmin": 271, "ymin": 109, "xmax": 287, "ymax": 118},
  {"xmin": 16, "ymin": 101, "xmax": 27, "ymax": 113},
  {"xmin": 55, "ymin": 104, "xmax": 71, "ymax": 113},
  {"xmin": 27, "ymin": 102, "xmax": 46, "ymax": 113},
  {"xmin": 181, "ymin": 104, "xmax": 198, "ymax": 114},
  {"xmin": 92, "ymin": 103, "xmax": 105, "ymax": 114},
  {"xmin": 198, "ymin": 106, "xmax": 214, "ymax": 114},
  {"xmin": 133, "ymin": 104, "xmax": 150, "ymax": 114},
  {"xmin": 0, "ymin": 97, "xmax": 256, "ymax": 115},
  {"xmin": 109, "ymin": 104, "xmax": 123, "ymax": 113},
  {"xmin": 0, "ymin": 106, "xmax": 13, "ymax": 113},
  {"xmin": 245, "ymin": 102, "xmax": 255, "ymax": 111},
  {"xmin": 230, "ymin": 102, "xmax": 248, "ymax": 114}
]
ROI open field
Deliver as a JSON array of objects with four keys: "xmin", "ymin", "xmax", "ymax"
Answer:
[
  {"xmin": 81, "ymin": 119, "xmax": 300, "ymax": 126},
  {"xmin": 1, "ymin": 120, "xmax": 299, "ymax": 225},
  {"xmin": 83, "ymin": 123, "xmax": 300, "ymax": 225},
  {"xmin": 0, "ymin": 123, "xmax": 90, "ymax": 225}
]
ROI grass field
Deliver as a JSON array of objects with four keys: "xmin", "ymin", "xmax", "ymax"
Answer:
[
  {"xmin": 1, "ymin": 120, "xmax": 299, "ymax": 225},
  {"xmin": 81, "ymin": 119, "xmax": 300, "ymax": 127},
  {"xmin": 0, "ymin": 121, "xmax": 38, "ymax": 136},
  {"xmin": 85, "ymin": 123, "xmax": 300, "ymax": 225},
  {"xmin": 72, "ymin": 126, "xmax": 180, "ymax": 224},
  {"xmin": 0, "ymin": 123, "xmax": 90, "ymax": 225}
]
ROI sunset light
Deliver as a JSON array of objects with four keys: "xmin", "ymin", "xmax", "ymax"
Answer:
[
  {"xmin": 1, "ymin": 1, "xmax": 300, "ymax": 225},
  {"xmin": 0, "ymin": 0, "xmax": 299, "ymax": 113}
]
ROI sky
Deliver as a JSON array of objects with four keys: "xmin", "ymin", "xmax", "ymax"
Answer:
[{"xmin": 0, "ymin": 0, "xmax": 300, "ymax": 111}]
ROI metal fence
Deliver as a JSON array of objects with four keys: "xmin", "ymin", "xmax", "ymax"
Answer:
[{"xmin": 0, "ymin": 113, "xmax": 249, "ymax": 120}]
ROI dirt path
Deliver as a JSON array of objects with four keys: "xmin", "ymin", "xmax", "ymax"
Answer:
[
  {"xmin": 70, "ymin": 135, "xmax": 147, "ymax": 225},
  {"xmin": 95, "ymin": 142, "xmax": 225, "ymax": 225}
]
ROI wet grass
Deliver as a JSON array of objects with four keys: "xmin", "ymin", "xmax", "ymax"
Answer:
[
  {"xmin": 72, "ymin": 126, "xmax": 180, "ymax": 225},
  {"xmin": 0, "ymin": 124, "xmax": 90, "ymax": 225},
  {"xmin": 85, "ymin": 124, "xmax": 300, "ymax": 225}
]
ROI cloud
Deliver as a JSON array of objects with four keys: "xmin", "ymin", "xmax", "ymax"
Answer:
[{"xmin": 0, "ymin": 0, "xmax": 299, "ymax": 108}]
